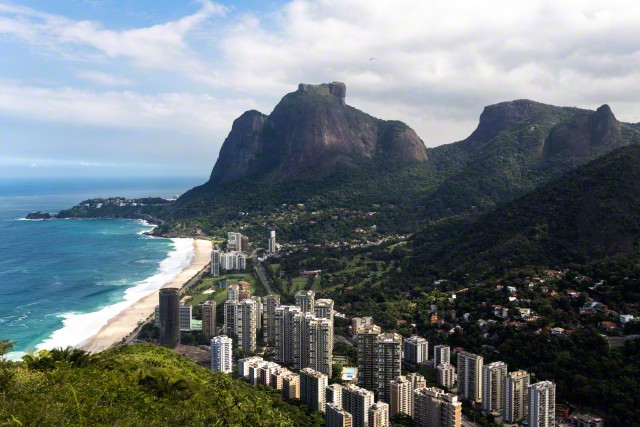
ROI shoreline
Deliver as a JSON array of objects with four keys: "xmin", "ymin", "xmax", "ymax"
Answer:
[{"xmin": 79, "ymin": 238, "xmax": 212, "ymax": 354}]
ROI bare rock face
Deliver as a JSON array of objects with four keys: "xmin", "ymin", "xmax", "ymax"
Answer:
[
  {"xmin": 469, "ymin": 99, "xmax": 545, "ymax": 142},
  {"xmin": 209, "ymin": 82, "xmax": 428, "ymax": 183},
  {"xmin": 210, "ymin": 110, "xmax": 267, "ymax": 183},
  {"xmin": 543, "ymin": 104, "xmax": 622, "ymax": 159}
]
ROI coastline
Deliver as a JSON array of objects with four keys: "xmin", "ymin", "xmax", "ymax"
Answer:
[{"xmin": 79, "ymin": 238, "xmax": 212, "ymax": 353}]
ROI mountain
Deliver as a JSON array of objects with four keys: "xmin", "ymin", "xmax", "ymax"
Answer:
[
  {"xmin": 419, "ymin": 100, "xmax": 640, "ymax": 220},
  {"xmin": 409, "ymin": 145, "xmax": 640, "ymax": 276},
  {"xmin": 209, "ymin": 82, "xmax": 427, "ymax": 183},
  {"xmin": 58, "ymin": 85, "xmax": 640, "ymax": 242},
  {"xmin": 0, "ymin": 344, "xmax": 321, "ymax": 426}
]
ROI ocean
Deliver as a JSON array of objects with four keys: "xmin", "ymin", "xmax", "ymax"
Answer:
[{"xmin": 0, "ymin": 177, "xmax": 204, "ymax": 360}]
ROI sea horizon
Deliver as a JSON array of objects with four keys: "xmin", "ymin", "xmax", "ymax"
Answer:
[{"xmin": 0, "ymin": 176, "xmax": 205, "ymax": 360}]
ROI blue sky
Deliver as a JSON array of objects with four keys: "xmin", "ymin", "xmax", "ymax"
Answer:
[{"xmin": 1, "ymin": 0, "xmax": 640, "ymax": 179}]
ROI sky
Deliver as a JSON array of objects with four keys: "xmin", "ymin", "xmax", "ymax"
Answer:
[{"xmin": 1, "ymin": 0, "xmax": 640, "ymax": 178}]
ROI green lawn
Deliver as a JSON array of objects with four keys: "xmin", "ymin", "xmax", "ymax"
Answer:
[
  {"xmin": 185, "ymin": 272, "xmax": 263, "ymax": 307},
  {"xmin": 268, "ymin": 263, "xmax": 281, "ymax": 275},
  {"xmin": 386, "ymin": 241, "xmax": 410, "ymax": 252}
]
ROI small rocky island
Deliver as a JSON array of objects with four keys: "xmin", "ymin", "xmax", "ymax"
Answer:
[{"xmin": 25, "ymin": 211, "xmax": 53, "ymax": 220}]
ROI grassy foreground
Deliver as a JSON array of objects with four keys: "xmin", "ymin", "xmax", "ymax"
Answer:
[{"xmin": 0, "ymin": 343, "xmax": 321, "ymax": 427}]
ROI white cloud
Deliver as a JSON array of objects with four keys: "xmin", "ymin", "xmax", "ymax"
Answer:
[
  {"xmin": 78, "ymin": 71, "xmax": 134, "ymax": 87},
  {"xmin": 1, "ymin": 0, "xmax": 640, "ymax": 165},
  {"xmin": 211, "ymin": 0, "xmax": 640, "ymax": 143},
  {"xmin": 0, "ymin": 80, "xmax": 256, "ymax": 135},
  {"xmin": 0, "ymin": 1, "xmax": 226, "ymax": 84}
]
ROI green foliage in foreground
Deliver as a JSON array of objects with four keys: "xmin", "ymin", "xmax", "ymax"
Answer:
[{"xmin": 0, "ymin": 344, "xmax": 321, "ymax": 427}]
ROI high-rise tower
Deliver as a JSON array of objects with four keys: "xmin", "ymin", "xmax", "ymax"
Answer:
[{"xmin": 159, "ymin": 288, "xmax": 180, "ymax": 348}]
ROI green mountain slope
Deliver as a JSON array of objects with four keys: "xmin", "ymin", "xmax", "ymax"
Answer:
[
  {"xmin": 157, "ymin": 97, "xmax": 639, "ymax": 238},
  {"xmin": 409, "ymin": 145, "xmax": 640, "ymax": 276},
  {"xmin": 0, "ymin": 344, "xmax": 321, "ymax": 427},
  {"xmin": 58, "ymin": 87, "xmax": 640, "ymax": 242}
]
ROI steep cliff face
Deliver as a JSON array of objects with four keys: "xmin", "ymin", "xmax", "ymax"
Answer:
[
  {"xmin": 544, "ymin": 104, "xmax": 623, "ymax": 159},
  {"xmin": 209, "ymin": 82, "xmax": 428, "ymax": 183},
  {"xmin": 467, "ymin": 99, "xmax": 554, "ymax": 142},
  {"xmin": 210, "ymin": 110, "xmax": 268, "ymax": 183}
]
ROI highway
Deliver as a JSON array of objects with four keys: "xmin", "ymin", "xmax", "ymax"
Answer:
[{"xmin": 252, "ymin": 253, "xmax": 275, "ymax": 294}]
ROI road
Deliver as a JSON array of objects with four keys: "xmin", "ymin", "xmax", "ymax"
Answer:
[{"xmin": 253, "ymin": 253, "xmax": 275, "ymax": 294}]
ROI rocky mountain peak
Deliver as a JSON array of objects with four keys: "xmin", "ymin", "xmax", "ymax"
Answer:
[
  {"xmin": 590, "ymin": 104, "xmax": 621, "ymax": 144},
  {"xmin": 544, "ymin": 104, "xmax": 623, "ymax": 159},
  {"xmin": 469, "ymin": 99, "xmax": 544, "ymax": 141},
  {"xmin": 209, "ymin": 82, "xmax": 427, "ymax": 184},
  {"xmin": 298, "ymin": 82, "xmax": 347, "ymax": 105}
]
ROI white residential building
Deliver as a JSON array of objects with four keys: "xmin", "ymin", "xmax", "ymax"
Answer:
[
  {"xmin": 433, "ymin": 345, "xmax": 450, "ymax": 368},
  {"xmin": 436, "ymin": 363, "xmax": 456, "ymax": 389},
  {"xmin": 482, "ymin": 361, "xmax": 507, "ymax": 413},
  {"xmin": 403, "ymin": 336, "xmax": 428, "ymax": 364},
  {"xmin": 529, "ymin": 381, "xmax": 556, "ymax": 427},
  {"xmin": 211, "ymin": 336, "xmax": 233, "ymax": 374},
  {"xmin": 457, "ymin": 351, "xmax": 483, "ymax": 403},
  {"xmin": 505, "ymin": 370, "xmax": 530, "ymax": 423}
]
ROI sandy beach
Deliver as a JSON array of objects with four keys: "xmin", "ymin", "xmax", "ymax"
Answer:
[{"xmin": 80, "ymin": 238, "xmax": 212, "ymax": 353}]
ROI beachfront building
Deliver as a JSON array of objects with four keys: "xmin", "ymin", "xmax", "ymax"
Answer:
[
  {"xmin": 211, "ymin": 335, "xmax": 232, "ymax": 373},
  {"xmin": 433, "ymin": 345, "xmax": 450, "ymax": 368},
  {"xmin": 263, "ymin": 294, "xmax": 281, "ymax": 344},
  {"xmin": 300, "ymin": 368, "xmax": 328, "ymax": 413},
  {"xmin": 357, "ymin": 324, "xmax": 382, "ymax": 392},
  {"xmin": 437, "ymin": 363, "xmax": 456, "ymax": 389},
  {"xmin": 457, "ymin": 351, "xmax": 483, "ymax": 403},
  {"xmin": 529, "ymin": 381, "xmax": 556, "ymax": 427},
  {"xmin": 369, "ymin": 402, "xmax": 389, "ymax": 427},
  {"xmin": 377, "ymin": 332, "xmax": 403, "ymax": 403},
  {"xmin": 211, "ymin": 249, "xmax": 221, "ymax": 277},
  {"xmin": 295, "ymin": 290, "xmax": 315, "ymax": 313},
  {"xmin": 482, "ymin": 361, "xmax": 507, "ymax": 413},
  {"xmin": 201, "ymin": 300, "xmax": 217, "ymax": 339},
  {"xmin": 159, "ymin": 288, "xmax": 180, "ymax": 348},
  {"xmin": 343, "ymin": 384, "xmax": 375, "ymax": 427},
  {"xmin": 413, "ymin": 387, "xmax": 462, "ymax": 427},
  {"xmin": 403, "ymin": 336, "xmax": 429, "ymax": 364},
  {"xmin": 504, "ymin": 370, "xmax": 530, "ymax": 423}
]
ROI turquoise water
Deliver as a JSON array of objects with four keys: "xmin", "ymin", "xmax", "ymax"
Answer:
[{"xmin": 0, "ymin": 177, "xmax": 204, "ymax": 358}]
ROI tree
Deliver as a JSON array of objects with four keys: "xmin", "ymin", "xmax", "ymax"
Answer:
[
  {"xmin": 0, "ymin": 340, "xmax": 13, "ymax": 359},
  {"xmin": 391, "ymin": 413, "xmax": 416, "ymax": 426}
]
